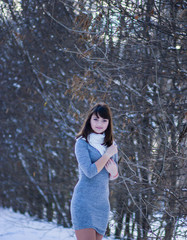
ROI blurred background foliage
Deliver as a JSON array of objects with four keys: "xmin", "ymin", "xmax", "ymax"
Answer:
[{"xmin": 0, "ymin": 1, "xmax": 186, "ymax": 239}]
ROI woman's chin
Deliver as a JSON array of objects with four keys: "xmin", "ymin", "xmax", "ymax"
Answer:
[{"xmin": 93, "ymin": 130, "xmax": 104, "ymax": 134}]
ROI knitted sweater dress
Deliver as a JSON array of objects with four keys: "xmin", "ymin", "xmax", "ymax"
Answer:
[{"xmin": 71, "ymin": 138, "xmax": 118, "ymax": 235}]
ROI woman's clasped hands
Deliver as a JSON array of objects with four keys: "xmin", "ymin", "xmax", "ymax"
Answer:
[
  {"xmin": 105, "ymin": 144, "xmax": 118, "ymax": 158},
  {"xmin": 105, "ymin": 145, "xmax": 118, "ymax": 180}
]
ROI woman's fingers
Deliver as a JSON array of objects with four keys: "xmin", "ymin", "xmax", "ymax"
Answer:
[
  {"xmin": 106, "ymin": 160, "xmax": 112, "ymax": 167},
  {"xmin": 109, "ymin": 159, "xmax": 115, "ymax": 165}
]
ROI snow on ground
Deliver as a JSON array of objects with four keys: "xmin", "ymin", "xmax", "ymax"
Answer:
[{"xmin": 0, "ymin": 207, "xmax": 115, "ymax": 240}]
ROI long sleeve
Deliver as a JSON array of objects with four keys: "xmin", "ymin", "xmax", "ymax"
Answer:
[{"xmin": 75, "ymin": 139, "xmax": 98, "ymax": 178}]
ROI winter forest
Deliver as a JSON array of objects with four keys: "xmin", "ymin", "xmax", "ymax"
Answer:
[{"xmin": 0, "ymin": 0, "xmax": 186, "ymax": 239}]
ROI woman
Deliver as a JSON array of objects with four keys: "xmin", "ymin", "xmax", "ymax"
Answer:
[{"xmin": 71, "ymin": 102, "xmax": 119, "ymax": 240}]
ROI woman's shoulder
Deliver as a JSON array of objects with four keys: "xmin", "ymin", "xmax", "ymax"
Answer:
[{"xmin": 75, "ymin": 137, "xmax": 88, "ymax": 148}]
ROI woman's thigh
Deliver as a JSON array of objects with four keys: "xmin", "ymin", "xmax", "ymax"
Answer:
[{"xmin": 75, "ymin": 228, "xmax": 96, "ymax": 240}]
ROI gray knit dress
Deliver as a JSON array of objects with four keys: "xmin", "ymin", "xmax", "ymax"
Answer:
[{"xmin": 71, "ymin": 138, "xmax": 118, "ymax": 235}]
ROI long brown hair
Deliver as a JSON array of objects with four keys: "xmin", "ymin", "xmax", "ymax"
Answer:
[{"xmin": 76, "ymin": 102, "xmax": 114, "ymax": 147}]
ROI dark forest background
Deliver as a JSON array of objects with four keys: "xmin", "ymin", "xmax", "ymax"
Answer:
[{"xmin": 0, "ymin": 0, "xmax": 186, "ymax": 239}]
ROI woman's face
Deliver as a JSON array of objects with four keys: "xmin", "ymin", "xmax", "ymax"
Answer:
[{"xmin": 90, "ymin": 113, "xmax": 109, "ymax": 134}]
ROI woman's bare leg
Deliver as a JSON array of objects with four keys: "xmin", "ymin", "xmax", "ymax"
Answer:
[
  {"xmin": 75, "ymin": 228, "xmax": 96, "ymax": 240},
  {"xmin": 96, "ymin": 231, "xmax": 103, "ymax": 240}
]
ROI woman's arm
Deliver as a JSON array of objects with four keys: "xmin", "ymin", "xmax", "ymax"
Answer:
[
  {"xmin": 95, "ymin": 145, "xmax": 118, "ymax": 173},
  {"xmin": 75, "ymin": 139, "xmax": 98, "ymax": 178},
  {"xmin": 75, "ymin": 139, "xmax": 117, "ymax": 178}
]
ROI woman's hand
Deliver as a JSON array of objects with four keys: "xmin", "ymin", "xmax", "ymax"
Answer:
[
  {"xmin": 95, "ymin": 144, "xmax": 118, "ymax": 174},
  {"xmin": 105, "ymin": 144, "xmax": 118, "ymax": 158},
  {"xmin": 105, "ymin": 158, "xmax": 118, "ymax": 180}
]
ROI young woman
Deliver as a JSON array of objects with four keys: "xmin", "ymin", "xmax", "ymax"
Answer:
[{"xmin": 71, "ymin": 102, "xmax": 119, "ymax": 240}]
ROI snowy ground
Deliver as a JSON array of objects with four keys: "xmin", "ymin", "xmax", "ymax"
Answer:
[
  {"xmin": 0, "ymin": 207, "xmax": 115, "ymax": 240},
  {"xmin": 1, "ymin": 208, "xmax": 186, "ymax": 240}
]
